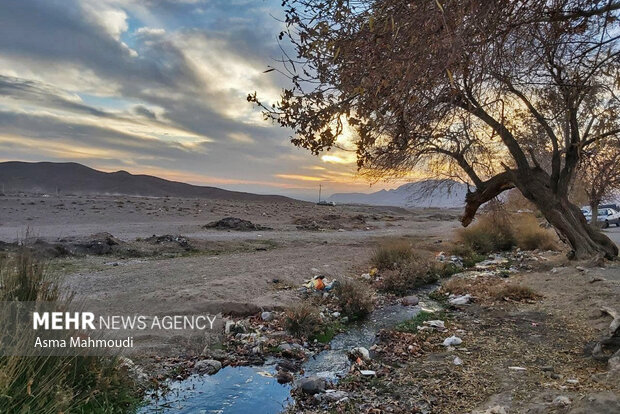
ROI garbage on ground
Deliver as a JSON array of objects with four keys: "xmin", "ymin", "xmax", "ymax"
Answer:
[
  {"xmin": 449, "ymin": 294, "xmax": 472, "ymax": 305},
  {"xmin": 436, "ymin": 251, "xmax": 464, "ymax": 267},
  {"xmin": 508, "ymin": 366, "xmax": 527, "ymax": 371},
  {"xmin": 302, "ymin": 275, "xmax": 338, "ymax": 291},
  {"xmin": 442, "ymin": 335, "xmax": 463, "ymax": 347},
  {"xmin": 453, "ymin": 356, "xmax": 463, "ymax": 365},
  {"xmin": 359, "ymin": 370, "xmax": 376, "ymax": 376}
]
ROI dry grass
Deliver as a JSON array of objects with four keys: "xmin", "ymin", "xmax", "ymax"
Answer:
[
  {"xmin": 284, "ymin": 302, "xmax": 322, "ymax": 339},
  {"xmin": 441, "ymin": 277, "xmax": 541, "ymax": 302},
  {"xmin": 513, "ymin": 215, "xmax": 558, "ymax": 251},
  {"xmin": 0, "ymin": 252, "xmax": 141, "ymax": 413},
  {"xmin": 457, "ymin": 212, "xmax": 515, "ymax": 254},
  {"xmin": 458, "ymin": 211, "xmax": 558, "ymax": 254},
  {"xmin": 371, "ymin": 239, "xmax": 415, "ymax": 270},
  {"xmin": 380, "ymin": 254, "xmax": 439, "ymax": 295},
  {"xmin": 335, "ymin": 279, "xmax": 374, "ymax": 321},
  {"xmin": 492, "ymin": 284, "xmax": 541, "ymax": 301}
]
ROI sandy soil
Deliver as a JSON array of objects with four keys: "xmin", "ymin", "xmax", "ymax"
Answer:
[{"xmin": 0, "ymin": 193, "xmax": 461, "ymax": 355}]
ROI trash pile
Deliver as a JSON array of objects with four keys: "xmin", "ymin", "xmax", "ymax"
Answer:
[{"xmin": 300, "ymin": 275, "xmax": 339, "ymax": 294}]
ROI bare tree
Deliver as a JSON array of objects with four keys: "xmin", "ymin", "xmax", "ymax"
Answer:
[
  {"xmin": 249, "ymin": 0, "xmax": 620, "ymax": 259},
  {"xmin": 579, "ymin": 137, "xmax": 620, "ymax": 225}
]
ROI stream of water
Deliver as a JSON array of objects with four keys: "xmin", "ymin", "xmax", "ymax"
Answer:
[{"xmin": 141, "ymin": 303, "xmax": 422, "ymax": 413}]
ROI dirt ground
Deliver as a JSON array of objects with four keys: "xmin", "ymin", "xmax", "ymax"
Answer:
[
  {"xmin": 301, "ymin": 254, "xmax": 620, "ymax": 414},
  {"xmin": 0, "ymin": 193, "xmax": 460, "ymax": 355}
]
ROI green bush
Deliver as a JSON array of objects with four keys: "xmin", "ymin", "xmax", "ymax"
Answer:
[
  {"xmin": 0, "ymin": 252, "xmax": 141, "ymax": 414},
  {"xmin": 334, "ymin": 280, "xmax": 374, "ymax": 321}
]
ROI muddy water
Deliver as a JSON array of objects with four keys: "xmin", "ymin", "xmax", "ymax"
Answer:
[{"xmin": 141, "ymin": 304, "xmax": 422, "ymax": 413}]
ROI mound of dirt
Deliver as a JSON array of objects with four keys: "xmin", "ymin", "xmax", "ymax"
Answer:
[
  {"xmin": 144, "ymin": 234, "xmax": 192, "ymax": 250},
  {"xmin": 204, "ymin": 217, "xmax": 271, "ymax": 231}
]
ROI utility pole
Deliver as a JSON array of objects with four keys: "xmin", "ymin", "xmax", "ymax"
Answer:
[{"xmin": 318, "ymin": 184, "xmax": 322, "ymax": 203}]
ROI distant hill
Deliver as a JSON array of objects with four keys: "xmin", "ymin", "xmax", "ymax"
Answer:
[
  {"xmin": 329, "ymin": 179, "xmax": 469, "ymax": 208},
  {"xmin": 0, "ymin": 161, "xmax": 291, "ymax": 201}
]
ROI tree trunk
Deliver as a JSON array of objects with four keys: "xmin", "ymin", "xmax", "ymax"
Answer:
[
  {"xmin": 514, "ymin": 170, "xmax": 618, "ymax": 260},
  {"xmin": 590, "ymin": 202, "xmax": 599, "ymax": 226},
  {"xmin": 462, "ymin": 168, "xmax": 618, "ymax": 260}
]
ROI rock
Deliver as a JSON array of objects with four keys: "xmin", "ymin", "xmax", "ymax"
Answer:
[
  {"xmin": 361, "ymin": 273, "xmax": 371, "ymax": 280},
  {"xmin": 360, "ymin": 370, "xmax": 376, "ymax": 376},
  {"xmin": 321, "ymin": 390, "xmax": 349, "ymax": 402},
  {"xmin": 261, "ymin": 311, "xmax": 274, "ymax": 321},
  {"xmin": 276, "ymin": 370, "xmax": 294, "ymax": 384},
  {"xmin": 576, "ymin": 266, "xmax": 586, "ymax": 272},
  {"xmin": 402, "ymin": 295, "xmax": 419, "ymax": 306},
  {"xmin": 332, "ymin": 311, "xmax": 341, "ymax": 318},
  {"xmin": 449, "ymin": 294, "xmax": 472, "ymax": 305},
  {"xmin": 566, "ymin": 378, "xmax": 579, "ymax": 384},
  {"xmin": 349, "ymin": 346, "xmax": 370, "ymax": 361},
  {"xmin": 194, "ymin": 359, "xmax": 222, "ymax": 375},
  {"xmin": 424, "ymin": 320, "xmax": 445, "ymax": 330},
  {"xmin": 553, "ymin": 396, "xmax": 571, "ymax": 406},
  {"xmin": 453, "ymin": 356, "xmax": 463, "ymax": 365},
  {"xmin": 279, "ymin": 343, "xmax": 293, "ymax": 352},
  {"xmin": 442, "ymin": 335, "xmax": 463, "ymax": 346},
  {"xmin": 566, "ymin": 392, "xmax": 620, "ymax": 413},
  {"xmin": 297, "ymin": 376, "xmax": 327, "ymax": 395},
  {"xmin": 224, "ymin": 320, "xmax": 236, "ymax": 334},
  {"xmin": 341, "ymin": 316, "xmax": 349, "ymax": 324}
]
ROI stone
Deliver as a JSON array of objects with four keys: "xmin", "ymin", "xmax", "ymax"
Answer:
[
  {"xmin": 276, "ymin": 370, "xmax": 294, "ymax": 384},
  {"xmin": 261, "ymin": 311, "xmax": 274, "ymax": 321},
  {"xmin": 453, "ymin": 356, "xmax": 463, "ymax": 365},
  {"xmin": 349, "ymin": 346, "xmax": 370, "ymax": 361},
  {"xmin": 402, "ymin": 295, "xmax": 419, "ymax": 306},
  {"xmin": 194, "ymin": 359, "xmax": 222, "ymax": 375},
  {"xmin": 553, "ymin": 396, "xmax": 571, "ymax": 406},
  {"xmin": 424, "ymin": 320, "xmax": 445, "ymax": 330},
  {"xmin": 297, "ymin": 376, "xmax": 327, "ymax": 395},
  {"xmin": 442, "ymin": 335, "xmax": 463, "ymax": 346},
  {"xmin": 449, "ymin": 294, "xmax": 472, "ymax": 305},
  {"xmin": 321, "ymin": 390, "xmax": 349, "ymax": 402},
  {"xmin": 332, "ymin": 311, "xmax": 341, "ymax": 318}
]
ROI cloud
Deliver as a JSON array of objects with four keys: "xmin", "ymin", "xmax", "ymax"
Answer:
[{"xmin": 0, "ymin": 0, "xmax": 390, "ymax": 198}]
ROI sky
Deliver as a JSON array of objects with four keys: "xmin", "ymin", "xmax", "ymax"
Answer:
[{"xmin": 0, "ymin": 0, "xmax": 414, "ymax": 200}]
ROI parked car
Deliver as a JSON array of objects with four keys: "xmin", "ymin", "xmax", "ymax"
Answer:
[
  {"xmin": 582, "ymin": 207, "xmax": 620, "ymax": 228},
  {"xmin": 317, "ymin": 200, "xmax": 336, "ymax": 206}
]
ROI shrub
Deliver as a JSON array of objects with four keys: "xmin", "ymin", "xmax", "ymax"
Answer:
[
  {"xmin": 371, "ymin": 240, "xmax": 414, "ymax": 270},
  {"xmin": 380, "ymin": 254, "xmax": 438, "ymax": 295},
  {"xmin": 0, "ymin": 252, "xmax": 141, "ymax": 414},
  {"xmin": 492, "ymin": 284, "xmax": 541, "ymax": 301},
  {"xmin": 284, "ymin": 303, "xmax": 322, "ymax": 339},
  {"xmin": 513, "ymin": 215, "xmax": 557, "ymax": 251},
  {"xmin": 457, "ymin": 213, "xmax": 516, "ymax": 254},
  {"xmin": 335, "ymin": 280, "xmax": 374, "ymax": 321}
]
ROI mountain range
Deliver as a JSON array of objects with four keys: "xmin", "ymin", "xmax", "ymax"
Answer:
[
  {"xmin": 329, "ymin": 180, "xmax": 469, "ymax": 208},
  {"xmin": 0, "ymin": 161, "xmax": 290, "ymax": 201}
]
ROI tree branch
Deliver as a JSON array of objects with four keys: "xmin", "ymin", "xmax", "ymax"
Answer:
[{"xmin": 461, "ymin": 171, "xmax": 515, "ymax": 227}]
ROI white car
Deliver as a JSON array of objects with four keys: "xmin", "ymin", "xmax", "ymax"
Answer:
[{"xmin": 582, "ymin": 207, "xmax": 620, "ymax": 228}]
